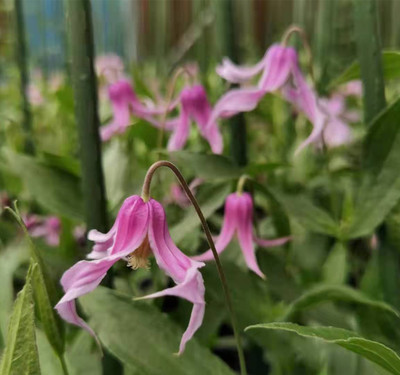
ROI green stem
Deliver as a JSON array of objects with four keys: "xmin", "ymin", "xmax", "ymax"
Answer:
[
  {"xmin": 219, "ymin": 0, "xmax": 247, "ymax": 166},
  {"xmin": 14, "ymin": 0, "xmax": 35, "ymax": 154},
  {"xmin": 354, "ymin": 0, "xmax": 386, "ymax": 124},
  {"xmin": 142, "ymin": 161, "xmax": 247, "ymax": 375},
  {"xmin": 59, "ymin": 355, "xmax": 69, "ymax": 375}
]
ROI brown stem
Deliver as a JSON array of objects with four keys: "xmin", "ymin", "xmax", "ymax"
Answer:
[{"xmin": 141, "ymin": 161, "xmax": 247, "ymax": 375}]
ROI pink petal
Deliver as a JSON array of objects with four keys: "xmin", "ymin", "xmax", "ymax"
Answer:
[
  {"xmin": 206, "ymin": 87, "xmax": 265, "ymax": 127},
  {"xmin": 148, "ymin": 199, "xmax": 195, "ymax": 282},
  {"xmin": 235, "ymin": 193, "xmax": 265, "ymax": 278},
  {"xmin": 192, "ymin": 192, "xmax": 238, "ymax": 262},
  {"xmin": 167, "ymin": 110, "xmax": 190, "ymax": 151},
  {"xmin": 323, "ymin": 118, "xmax": 353, "ymax": 148},
  {"xmin": 254, "ymin": 236, "xmax": 291, "ymax": 248},
  {"xmin": 146, "ymin": 199, "xmax": 205, "ymax": 354},
  {"xmin": 216, "ymin": 52, "xmax": 269, "ymax": 83},
  {"xmin": 258, "ymin": 45, "xmax": 296, "ymax": 92}
]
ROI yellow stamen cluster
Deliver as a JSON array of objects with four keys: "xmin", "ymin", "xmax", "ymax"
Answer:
[{"xmin": 126, "ymin": 236, "xmax": 151, "ymax": 270}]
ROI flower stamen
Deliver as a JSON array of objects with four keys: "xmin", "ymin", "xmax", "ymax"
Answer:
[{"xmin": 127, "ymin": 236, "xmax": 151, "ymax": 270}]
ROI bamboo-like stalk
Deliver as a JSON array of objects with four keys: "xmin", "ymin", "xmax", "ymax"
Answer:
[
  {"xmin": 14, "ymin": 0, "xmax": 34, "ymax": 154},
  {"xmin": 219, "ymin": 0, "xmax": 247, "ymax": 166},
  {"xmin": 65, "ymin": 0, "xmax": 108, "ymax": 234},
  {"xmin": 354, "ymin": 0, "xmax": 386, "ymax": 123},
  {"xmin": 315, "ymin": 0, "xmax": 334, "ymax": 94},
  {"xmin": 65, "ymin": 5, "xmax": 120, "ymax": 372}
]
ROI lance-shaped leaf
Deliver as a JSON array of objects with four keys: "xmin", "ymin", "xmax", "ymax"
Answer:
[
  {"xmin": 6, "ymin": 206, "xmax": 65, "ymax": 358},
  {"xmin": 0, "ymin": 265, "xmax": 41, "ymax": 375},
  {"xmin": 246, "ymin": 322, "xmax": 400, "ymax": 375}
]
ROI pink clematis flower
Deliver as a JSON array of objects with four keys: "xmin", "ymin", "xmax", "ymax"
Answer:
[
  {"xmin": 167, "ymin": 84, "xmax": 223, "ymax": 154},
  {"xmin": 100, "ymin": 80, "xmax": 174, "ymax": 141},
  {"xmin": 24, "ymin": 215, "xmax": 61, "ymax": 246},
  {"xmin": 192, "ymin": 192, "xmax": 290, "ymax": 278},
  {"xmin": 55, "ymin": 196, "xmax": 205, "ymax": 354},
  {"xmin": 339, "ymin": 80, "xmax": 362, "ymax": 97},
  {"xmin": 209, "ymin": 45, "xmax": 297, "ymax": 128}
]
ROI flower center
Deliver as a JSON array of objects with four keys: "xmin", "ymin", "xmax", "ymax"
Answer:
[{"xmin": 126, "ymin": 236, "xmax": 151, "ymax": 270}]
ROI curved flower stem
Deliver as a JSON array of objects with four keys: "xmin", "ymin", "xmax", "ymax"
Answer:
[
  {"xmin": 156, "ymin": 67, "xmax": 193, "ymax": 150},
  {"xmin": 236, "ymin": 175, "xmax": 251, "ymax": 195},
  {"xmin": 282, "ymin": 25, "xmax": 315, "ymax": 86},
  {"xmin": 142, "ymin": 161, "xmax": 247, "ymax": 375}
]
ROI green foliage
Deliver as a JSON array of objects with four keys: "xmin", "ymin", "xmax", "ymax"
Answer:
[
  {"xmin": 80, "ymin": 287, "xmax": 235, "ymax": 375},
  {"xmin": 246, "ymin": 323, "xmax": 400, "ymax": 375},
  {"xmin": 330, "ymin": 51, "xmax": 400, "ymax": 88},
  {"xmin": 0, "ymin": 265, "xmax": 41, "ymax": 375}
]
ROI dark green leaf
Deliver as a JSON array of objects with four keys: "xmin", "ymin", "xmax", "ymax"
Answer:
[
  {"xmin": 246, "ymin": 322, "xmax": 400, "ymax": 375},
  {"xmin": 169, "ymin": 151, "xmax": 242, "ymax": 180},
  {"xmin": 80, "ymin": 287, "xmax": 235, "ymax": 375},
  {"xmin": 284, "ymin": 284, "xmax": 400, "ymax": 321}
]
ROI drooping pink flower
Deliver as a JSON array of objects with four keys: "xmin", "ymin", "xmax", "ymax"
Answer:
[
  {"xmin": 24, "ymin": 214, "xmax": 61, "ymax": 246},
  {"xmin": 209, "ymin": 45, "xmax": 297, "ymax": 128},
  {"xmin": 192, "ymin": 192, "xmax": 290, "ymax": 278},
  {"xmin": 55, "ymin": 196, "xmax": 205, "ymax": 354},
  {"xmin": 100, "ymin": 80, "xmax": 174, "ymax": 141},
  {"xmin": 167, "ymin": 84, "xmax": 223, "ymax": 153}
]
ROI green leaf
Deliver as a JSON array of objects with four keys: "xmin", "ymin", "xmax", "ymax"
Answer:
[
  {"xmin": 169, "ymin": 151, "xmax": 242, "ymax": 181},
  {"xmin": 2, "ymin": 149, "xmax": 83, "ymax": 220},
  {"xmin": 346, "ymin": 98, "xmax": 400, "ymax": 238},
  {"xmin": 246, "ymin": 322, "xmax": 400, "ymax": 375},
  {"xmin": 80, "ymin": 287, "xmax": 235, "ymax": 375},
  {"xmin": 330, "ymin": 51, "xmax": 400, "ymax": 88},
  {"xmin": 284, "ymin": 284, "xmax": 400, "ymax": 321},
  {"xmin": 322, "ymin": 242, "xmax": 348, "ymax": 285},
  {"xmin": 170, "ymin": 182, "xmax": 230, "ymax": 243},
  {"xmin": 269, "ymin": 188, "xmax": 339, "ymax": 237},
  {"xmin": 0, "ymin": 265, "xmax": 41, "ymax": 375},
  {"xmin": 6, "ymin": 207, "xmax": 65, "ymax": 357},
  {"xmin": 0, "ymin": 242, "xmax": 28, "ymax": 342}
]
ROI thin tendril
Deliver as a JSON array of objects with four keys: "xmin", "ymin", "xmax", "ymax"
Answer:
[{"xmin": 141, "ymin": 161, "xmax": 247, "ymax": 375}]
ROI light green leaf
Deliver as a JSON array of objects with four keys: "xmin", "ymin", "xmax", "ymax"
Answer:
[
  {"xmin": 6, "ymin": 207, "xmax": 64, "ymax": 357},
  {"xmin": 171, "ymin": 183, "xmax": 230, "ymax": 243},
  {"xmin": 80, "ymin": 287, "xmax": 235, "ymax": 375},
  {"xmin": 322, "ymin": 242, "xmax": 348, "ymax": 285},
  {"xmin": 0, "ymin": 265, "xmax": 41, "ymax": 375},
  {"xmin": 330, "ymin": 51, "xmax": 400, "ymax": 88},
  {"xmin": 284, "ymin": 284, "xmax": 400, "ymax": 321},
  {"xmin": 169, "ymin": 151, "xmax": 242, "ymax": 180},
  {"xmin": 2, "ymin": 149, "xmax": 83, "ymax": 220},
  {"xmin": 246, "ymin": 322, "xmax": 400, "ymax": 375}
]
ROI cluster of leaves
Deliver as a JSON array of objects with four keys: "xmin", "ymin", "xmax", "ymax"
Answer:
[{"xmin": 2, "ymin": 51, "xmax": 400, "ymax": 375}]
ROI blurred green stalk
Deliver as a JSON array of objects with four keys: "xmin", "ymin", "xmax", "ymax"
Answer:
[
  {"xmin": 354, "ymin": 0, "xmax": 386, "ymax": 123},
  {"xmin": 65, "ymin": 4, "xmax": 120, "ymax": 373},
  {"xmin": 218, "ymin": 0, "xmax": 248, "ymax": 167},
  {"xmin": 14, "ymin": 0, "xmax": 35, "ymax": 154},
  {"xmin": 65, "ymin": 0, "xmax": 108, "ymax": 234}
]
